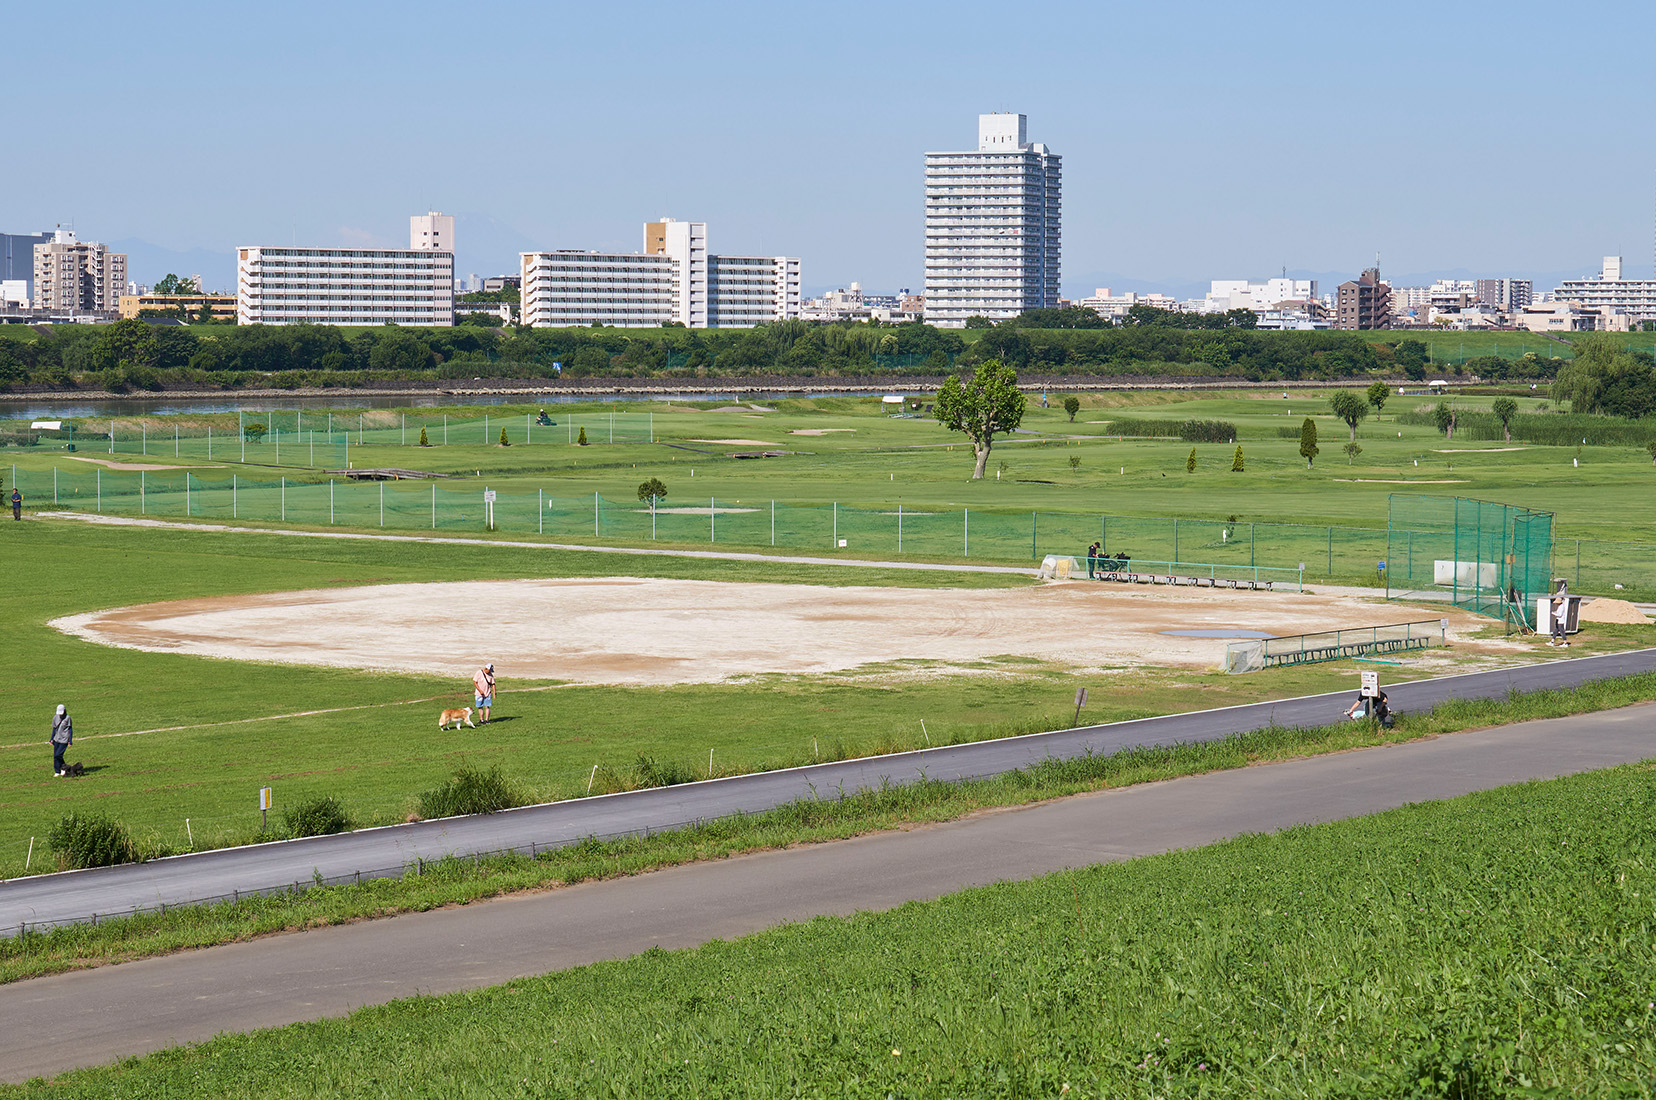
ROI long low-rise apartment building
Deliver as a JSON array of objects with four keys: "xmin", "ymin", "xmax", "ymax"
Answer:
[
  {"xmin": 521, "ymin": 218, "xmax": 798, "ymax": 328},
  {"xmin": 237, "ymin": 212, "xmax": 455, "ymax": 326}
]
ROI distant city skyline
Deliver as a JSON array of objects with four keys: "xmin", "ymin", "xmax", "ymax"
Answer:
[{"xmin": 10, "ymin": 0, "xmax": 1656, "ymax": 299}]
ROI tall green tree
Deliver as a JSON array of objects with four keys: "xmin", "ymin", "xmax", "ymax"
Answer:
[
  {"xmin": 1062, "ymin": 396, "xmax": 1080, "ymax": 422},
  {"xmin": 1365, "ymin": 379, "xmax": 1390, "ymax": 418},
  {"xmin": 935, "ymin": 359, "xmax": 1027, "ymax": 480},
  {"xmin": 1328, "ymin": 390, "xmax": 1369, "ymax": 441},
  {"xmin": 1231, "ymin": 445, "xmax": 1244, "ymax": 472},
  {"xmin": 152, "ymin": 274, "xmax": 198, "ymax": 295},
  {"xmin": 1491, "ymin": 397, "xmax": 1518, "ymax": 443},
  {"xmin": 89, "ymin": 318, "xmax": 159, "ymax": 373},
  {"xmin": 1298, "ymin": 418, "xmax": 1319, "ymax": 468}
]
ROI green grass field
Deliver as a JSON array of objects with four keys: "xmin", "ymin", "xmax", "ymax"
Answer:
[{"xmin": 10, "ymin": 759, "xmax": 1655, "ymax": 1097}]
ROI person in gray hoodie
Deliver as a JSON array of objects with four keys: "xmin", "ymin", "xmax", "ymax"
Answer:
[{"xmin": 51, "ymin": 705, "xmax": 72, "ymax": 777}]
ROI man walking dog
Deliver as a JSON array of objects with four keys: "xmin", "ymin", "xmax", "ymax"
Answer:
[{"xmin": 473, "ymin": 662, "xmax": 495, "ymax": 724}]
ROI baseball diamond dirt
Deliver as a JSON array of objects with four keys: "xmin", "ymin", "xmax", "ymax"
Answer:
[{"xmin": 51, "ymin": 577, "xmax": 1512, "ymax": 685}]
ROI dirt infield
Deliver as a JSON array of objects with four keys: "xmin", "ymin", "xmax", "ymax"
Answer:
[{"xmin": 52, "ymin": 579, "xmax": 1504, "ymax": 686}]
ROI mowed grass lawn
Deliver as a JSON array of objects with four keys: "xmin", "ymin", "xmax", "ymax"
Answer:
[
  {"xmin": 10, "ymin": 761, "xmax": 1654, "ymax": 1098},
  {"xmin": 0, "ymin": 520, "xmax": 1411, "ymax": 877},
  {"xmin": 11, "ymin": 390, "xmax": 1656, "ymax": 546}
]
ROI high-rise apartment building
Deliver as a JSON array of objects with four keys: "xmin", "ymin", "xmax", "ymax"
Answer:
[
  {"xmin": 32, "ymin": 230, "xmax": 126, "ymax": 315},
  {"xmin": 924, "ymin": 113, "xmax": 1061, "ymax": 327},
  {"xmin": 1333, "ymin": 268, "xmax": 1391, "ymax": 329},
  {"xmin": 1474, "ymin": 278, "xmax": 1533, "ymax": 311},
  {"xmin": 521, "ymin": 218, "xmax": 799, "ymax": 328},
  {"xmin": 1552, "ymin": 256, "xmax": 1656, "ymax": 322},
  {"xmin": 237, "ymin": 212, "xmax": 455, "ymax": 326}
]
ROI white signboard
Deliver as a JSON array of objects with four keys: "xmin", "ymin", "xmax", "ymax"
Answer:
[
  {"xmin": 1360, "ymin": 671, "xmax": 1379, "ymax": 698},
  {"xmin": 259, "ymin": 786, "xmax": 273, "ymax": 810},
  {"xmin": 483, "ymin": 490, "xmax": 497, "ymax": 503}
]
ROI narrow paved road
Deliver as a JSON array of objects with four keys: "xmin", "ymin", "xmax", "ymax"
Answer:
[
  {"xmin": 3, "ymin": 648, "xmax": 1653, "ymax": 937},
  {"xmin": 0, "ymin": 702, "xmax": 1651, "ymax": 1083}
]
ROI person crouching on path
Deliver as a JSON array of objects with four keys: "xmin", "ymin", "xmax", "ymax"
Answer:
[
  {"xmin": 50, "ymin": 705, "xmax": 72, "ymax": 777},
  {"xmin": 473, "ymin": 663, "xmax": 495, "ymax": 723}
]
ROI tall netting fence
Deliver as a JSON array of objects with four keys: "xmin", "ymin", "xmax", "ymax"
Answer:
[
  {"xmin": 15, "ymin": 466, "xmax": 1650, "ymax": 596},
  {"xmin": 1386, "ymin": 495, "xmax": 1555, "ymax": 629}
]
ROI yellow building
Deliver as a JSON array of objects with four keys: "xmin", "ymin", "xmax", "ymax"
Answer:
[{"xmin": 118, "ymin": 293, "xmax": 238, "ymax": 321}]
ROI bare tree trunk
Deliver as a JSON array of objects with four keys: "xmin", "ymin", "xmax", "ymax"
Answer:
[
  {"xmin": 1349, "ymin": 422, "xmax": 1357, "ymax": 442},
  {"xmin": 973, "ymin": 441, "xmax": 990, "ymax": 479}
]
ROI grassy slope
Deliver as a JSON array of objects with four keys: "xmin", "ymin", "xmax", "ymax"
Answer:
[{"xmin": 9, "ymin": 760, "xmax": 1654, "ymax": 1097}]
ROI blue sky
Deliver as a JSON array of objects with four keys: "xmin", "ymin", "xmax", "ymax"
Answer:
[{"xmin": 8, "ymin": 0, "xmax": 1656, "ymax": 296}]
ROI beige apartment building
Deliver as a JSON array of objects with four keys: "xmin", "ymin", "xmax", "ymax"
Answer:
[
  {"xmin": 33, "ymin": 230, "xmax": 126, "ymax": 315},
  {"xmin": 118, "ymin": 293, "xmax": 238, "ymax": 321}
]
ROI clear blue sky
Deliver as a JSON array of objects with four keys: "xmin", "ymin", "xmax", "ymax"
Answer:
[{"xmin": 8, "ymin": 0, "xmax": 1656, "ymax": 295}]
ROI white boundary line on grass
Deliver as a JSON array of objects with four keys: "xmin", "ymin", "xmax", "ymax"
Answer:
[{"xmin": 33, "ymin": 511, "xmax": 1039, "ymax": 577}]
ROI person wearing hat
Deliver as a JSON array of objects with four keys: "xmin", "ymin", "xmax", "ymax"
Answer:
[
  {"xmin": 472, "ymin": 663, "xmax": 496, "ymax": 724},
  {"xmin": 50, "ymin": 704, "xmax": 73, "ymax": 777}
]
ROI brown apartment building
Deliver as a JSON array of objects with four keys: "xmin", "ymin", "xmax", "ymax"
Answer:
[{"xmin": 1334, "ymin": 268, "xmax": 1390, "ymax": 329}]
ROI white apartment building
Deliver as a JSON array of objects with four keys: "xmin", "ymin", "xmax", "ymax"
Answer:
[
  {"xmin": 924, "ymin": 113, "xmax": 1061, "ymax": 327},
  {"xmin": 32, "ymin": 230, "xmax": 126, "ymax": 315},
  {"xmin": 1553, "ymin": 255, "xmax": 1656, "ymax": 322},
  {"xmin": 1076, "ymin": 287, "xmax": 1181, "ymax": 320},
  {"xmin": 237, "ymin": 211, "xmax": 454, "ymax": 326},
  {"xmin": 1202, "ymin": 278, "xmax": 1318, "ymax": 313},
  {"xmin": 521, "ymin": 218, "xmax": 799, "ymax": 328},
  {"xmin": 801, "ymin": 282, "xmax": 923, "ymax": 324}
]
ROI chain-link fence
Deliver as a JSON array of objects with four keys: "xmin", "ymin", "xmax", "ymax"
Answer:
[
  {"xmin": 1387, "ymin": 495, "xmax": 1555, "ymax": 629},
  {"xmin": 12, "ymin": 463, "xmax": 1654, "ymax": 597}
]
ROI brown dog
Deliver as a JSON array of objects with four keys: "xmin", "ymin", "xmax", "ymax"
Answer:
[{"xmin": 438, "ymin": 706, "xmax": 475, "ymax": 730}]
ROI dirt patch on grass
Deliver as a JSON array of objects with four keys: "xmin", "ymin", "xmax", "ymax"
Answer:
[
  {"xmin": 61, "ymin": 456, "xmax": 202, "ymax": 472},
  {"xmin": 53, "ymin": 579, "xmax": 1502, "ymax": 686}
]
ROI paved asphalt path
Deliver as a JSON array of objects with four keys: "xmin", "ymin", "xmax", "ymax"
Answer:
[
  {"xmin": 2, "ymin": 648, "xmax": 1653, "ymax": 938},
  {"xmin": 1, "ymin": 702, "xmax": 1653, "ymax": 1083}
]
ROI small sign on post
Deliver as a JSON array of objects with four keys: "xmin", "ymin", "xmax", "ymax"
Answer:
[
  {"xmin": 259, "ymin": 786, "xmax": 273, "ymax": 830},
  {"xmin": 1073, "ymin": 687, "xmax": 1089, "ymax": 726},
  {"xmin": 1360, "ymin": 671, "xmax": 1379, "ymax": 698},
  {"xmin": 483, "ymin": 489, "xmax": 497, "ymax": 530}
]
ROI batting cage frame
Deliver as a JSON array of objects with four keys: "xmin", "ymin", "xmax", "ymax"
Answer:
[{"xmin": 1385, "ymin": 495, "xmax": 1554, "ymax": 632}]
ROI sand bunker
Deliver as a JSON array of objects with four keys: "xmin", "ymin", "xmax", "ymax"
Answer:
[
  {"xmin": 52, "ymin": 578, "xmax": 1494, "ymax": 686},
  {"xmin": 1579, "ymin": 598, "xmax": 1652, "ymax": 625},
  {"xmin": 63, "ymin": 456, "xmax": 199, "ymax": 472}
]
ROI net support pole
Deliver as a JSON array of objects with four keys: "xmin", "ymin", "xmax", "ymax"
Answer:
[
  {"xmin": 281, "ymin": 478, "xmax": 285, "ymax": 521},
  {"xmin": 484, "ymin": 414, "xmax": 488, "ymax": 445},
  {"xmin": 539, "ymin": 489, "xmax": 543, "ymax": 535},
  {"xmin": 710, "ymin": 497, "xmax": 716, "ymax": 543},
  {"xmin": 330, "ymin": 481, "xmax": 334, "ymax": 525},
  {"xmin": 175, "ymin": 427, "xmax": 178, "ymax": 457},
  {"xmin": 1327, "ymin": 528, "xmax": 1333, "ymax": 576},
  {"xmin": 594, "ymin": 492, "xmax": 599, "ymax": 536},
  {"xmin": 184, "ymin": 473, "xmax": 188, "ymax": 516},
  {"xmin": 650, "ymin": 413, "xmax": 654, "ymax": 443},
  {"xmin": 402, "ymin": 415, "xmax": 406, "ymax": 446},
  {"xmin": 833, "ymin": 502, "xmax": 838, "ymax": 548},
  {"xmin": 431, "ymin": 483, "xmax": 436, "ymax": 529},
  {"xmin": 97, "ymin": 469, "xmax": 101, "ymax": 513},
  {"xmin": 609, "ymin": 412, "xmax": 614, "ymax": 443},
  {"xmin": 964, "ymin": 507, "xmax": 969, "ymax": 557},
  {"xmin": 207, "ymin": 426, "xmax": 211, "ymax": 460},
  {"xmin": 898, "ymin": 504, "xmax": 903, "ymax": 553},
  {"xmin": 53, "ymin": 466, "xmax": 57, "ymax": 504},
  {"xmin": 232, "ymin": 474, "xmax": 237, "ymax": 518},
  {"xmin": 1032, "ymin": 512, "xmax": 1037, "ymax": 561},
  {"xmin": 380, "ymin": 482, "xmax": 384, "ymax": 527},
  {"xmin": 140, "ymin": 470, "xmax": 145, "ymax": 514}
]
